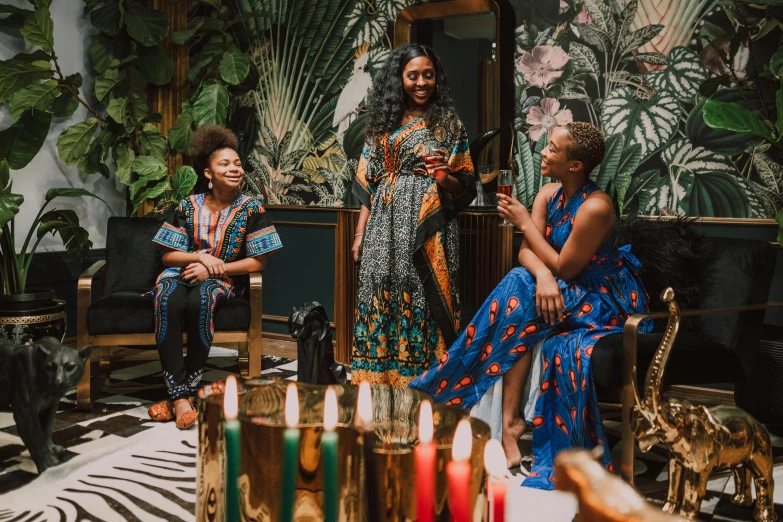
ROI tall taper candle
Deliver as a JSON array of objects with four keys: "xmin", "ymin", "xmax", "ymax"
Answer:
[
  {"xmin": 415, "ymin": 400, "xmax": 436, "ymax": 522},
  {"xmin": 484, "ymin": 439, "xmax": 506, "ymax": 522},
  {"xmin": 224, "ymin": 376, "xmax": 241, "ymax": 522},
  {"xmin": 322, "ymin": 387, "xmax": 339, "ymax": 522},
  {"xmin": 356, "ymin": 382, "xmax": 382, "ymax": 521},
  {"xmin": 281, "ymin": 383, "xmax": 300, "ymax": 522},
  {"xmin": 447, "ymin": 419, "xmax": 472, "ymax": 522}
]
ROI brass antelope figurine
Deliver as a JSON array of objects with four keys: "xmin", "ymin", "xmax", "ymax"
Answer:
[
  {"xmin": 555, "ymin": 448, "xmax": 688, "ymax": 522},
  {"xmin": 632, "ymin": 288, "xmax": 777, "ymax": 522}
]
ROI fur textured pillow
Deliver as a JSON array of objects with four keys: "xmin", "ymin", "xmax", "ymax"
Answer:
[{"xmin": 618, "ymin": 216, "xmax": 705, "ymax": 312}]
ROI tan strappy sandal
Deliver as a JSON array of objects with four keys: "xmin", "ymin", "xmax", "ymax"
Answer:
[
  {"xmin": 174, "ymin": 398, "xmax": 198, "ymax": 430},
  {"xmin": 148, "ymin": 399, "xmax": 175, "ymax": 422}
]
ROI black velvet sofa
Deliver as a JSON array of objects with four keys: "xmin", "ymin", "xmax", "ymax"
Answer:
[{"xmin": 591, "ymin": 230, "xmax": 780, "ymax": 483}]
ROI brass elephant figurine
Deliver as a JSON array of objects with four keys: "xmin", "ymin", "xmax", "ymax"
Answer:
[{"xmin": 633, "ymin": 288, "xmax": 777, "ymax": 522}]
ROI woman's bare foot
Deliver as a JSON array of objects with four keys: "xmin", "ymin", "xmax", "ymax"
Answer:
[
  {"xmin": 502, "ymin": 417, "xmax": 526, "ymax": 469},
  {"xmin": 173, "ymin": 398, "xmax": 197, "ymax": 430}
]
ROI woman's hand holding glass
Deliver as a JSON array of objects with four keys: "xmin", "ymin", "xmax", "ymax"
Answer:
[
  {"xmin": 419, "ymin": 148, "xmax": 450, "ymax": 183},
  {"xmin": 497, "ymin": 193, "xmax": 531, "ymax": 230},
  {"xmin": 197, "ymin": 253, "xmax": 227, "ymax": 278}
]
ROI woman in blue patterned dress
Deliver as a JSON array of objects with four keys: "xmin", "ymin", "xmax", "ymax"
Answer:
[
  {"xmin": 410, "ymin": 122, "xmax": 650, "ymax": 487},
  {"xmin": 146, "ymin": 125, "xmax": 282, "ymax": 429}
]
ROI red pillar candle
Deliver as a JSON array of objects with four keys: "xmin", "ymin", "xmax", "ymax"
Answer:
[
  {"xmin": 484, "ymin": 439, "xmax": 507, "ymax": 522},
  {"xmin": 415, "ymin": 400, "xmax": 436, "ymax": 522},
  {"xmin": 447, "ymin": 419, "xmax": 472, "ymax": 522}
]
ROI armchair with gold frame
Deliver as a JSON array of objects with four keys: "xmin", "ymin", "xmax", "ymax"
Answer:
[{"xmin": 75, "ymin": 217, "xmax": 264, "ymax": 410}]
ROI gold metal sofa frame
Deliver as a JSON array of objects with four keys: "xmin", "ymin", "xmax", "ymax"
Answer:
[{"xmin": 75, "ymin": 260, "xmax": 264, "ymax": 410}]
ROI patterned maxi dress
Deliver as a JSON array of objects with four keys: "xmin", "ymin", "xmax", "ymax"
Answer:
[
  {"xmin": 410, "ymin": 180, "xmax": 651, "ymax": 488},
  {"xmin": 149, "ymin": 193, "xmax": 282, "ymax": 399},
  {"xmin": 351, "ymin": 115, "xmax": 476, "ymax": 385}
]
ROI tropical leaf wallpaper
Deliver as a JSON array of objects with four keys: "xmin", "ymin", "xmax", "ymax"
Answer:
[
  {"xmin": 230, "ymin": 0, "xmax": 422, "ymax": 206},
  {"xmin": 227, "ymin": 0, "xmax": 782, "ymax": 218},
  {"xmin": 515, "ymin": 0, "xmax": 783, "ymax": 219}
]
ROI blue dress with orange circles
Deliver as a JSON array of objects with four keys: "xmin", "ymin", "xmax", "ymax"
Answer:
[{"xmin": 409, "ymin": 180, "xmax": 651, "ymax": 489}]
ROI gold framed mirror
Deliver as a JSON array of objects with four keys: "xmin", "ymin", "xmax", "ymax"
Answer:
[{"xmin": 394, "ymin": 0, "xmax": 514, "ymax": 182}]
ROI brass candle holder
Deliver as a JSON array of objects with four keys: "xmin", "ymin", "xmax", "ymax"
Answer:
[{"xmin": 196, "ymin": 380, "xmax": 492, "ymax": 522}]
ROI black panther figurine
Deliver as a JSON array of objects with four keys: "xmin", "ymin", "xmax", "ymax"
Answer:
[
  {"xmin": 0, "ymin": 337, "xmax": 92, "ymax": 473},
  {"xmin": 288, "ymin": 302, "xmax": 346, "ymax": 385}
]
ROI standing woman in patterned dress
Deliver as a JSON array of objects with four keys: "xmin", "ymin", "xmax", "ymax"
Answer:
[
  {"xmin": 146, "ymin": 124, "xmax": 283, "ymax": 429},
  {"xmin": 350, "ymin": 44, "xmax": 476, "ymax": 386}
]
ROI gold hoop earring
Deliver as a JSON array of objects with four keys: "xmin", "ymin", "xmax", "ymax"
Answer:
[{"xmin": 238, "ymin": 180, "xmax": 248, "ymax": 194}]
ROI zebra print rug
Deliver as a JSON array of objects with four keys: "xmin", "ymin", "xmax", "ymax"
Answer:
[
  {"xmin": 0, "ymin": 347, "xmax": 296, "ymax": 520},
  {"xmin": 0, "ymin": 421, "xmax": 198, "ymax": 521}
]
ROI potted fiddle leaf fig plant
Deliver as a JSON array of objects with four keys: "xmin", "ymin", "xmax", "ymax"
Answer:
[{"xmin": 0, "ymin": 159, "xmax": 107, "ymax": 343}]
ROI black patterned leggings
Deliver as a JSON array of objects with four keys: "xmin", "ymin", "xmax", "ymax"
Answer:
[{"xmin": 153, "ymin": 278, "xmax": 228, "ymax": 400}]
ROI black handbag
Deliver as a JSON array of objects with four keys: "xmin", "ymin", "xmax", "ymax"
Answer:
[{"xmin": 287, "ymin": 301, "xmax": 346, "ymax": 385}]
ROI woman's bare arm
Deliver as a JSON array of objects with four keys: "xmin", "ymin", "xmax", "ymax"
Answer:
[
  {"xmin": 225, "ymin": 256, "xmax": 266, "ymax": 275},
  {"xmin": 518, "ymin": 184, "xmax": 558, "ymax": 279},
  {"xmin": 516, "ymin": 194, "xmax": 615, "ymax": 281},
  {"xmin": 162, "ymin": 250, "xmax": 202, "ymax": 267}
]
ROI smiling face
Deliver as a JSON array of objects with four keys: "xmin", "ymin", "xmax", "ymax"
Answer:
[
  {"xmin": 540, "ymin": 126, "xmax": 582, "ymax": 180},
  {"xmin": 402, "ymin": 56, "xmax": 436, "ymax": 108},
  {"xmin": 205, "ymin": 148, "xmax": 244, "ymax": 191}
]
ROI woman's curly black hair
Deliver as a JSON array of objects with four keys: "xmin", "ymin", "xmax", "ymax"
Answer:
[
  {"xmin": 190, "ymin": 123, "xmax": 239, "ymax": 193},
  {"xmin": 364, "ymin": 44, "xmax": 456, "ymax": 139}
]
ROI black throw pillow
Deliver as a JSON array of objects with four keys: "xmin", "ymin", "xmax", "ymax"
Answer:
[{"xmin": 617, "ymin": 216, "xmax": 705, "ymax": 312}]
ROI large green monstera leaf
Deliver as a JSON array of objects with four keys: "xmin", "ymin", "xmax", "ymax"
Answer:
[
  {"xmin": 600, "ymin": 86, "xmax": 681, "ymax": 159},
  {"xmin": 646, "ymin": 47, "xmax": 708, "ymax": 98}
]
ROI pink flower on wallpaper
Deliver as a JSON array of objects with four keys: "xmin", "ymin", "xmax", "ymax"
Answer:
[
  {"xmin": 574, "ymin": 4, "xmax": 592, "ymax": 23},
  {"xmin": 517, "ymin": 46, "xmax": 570, "ymax": 88},
  {"xmin": 527, "ymin": 98, "xmax": 573, "ymax": 142}
]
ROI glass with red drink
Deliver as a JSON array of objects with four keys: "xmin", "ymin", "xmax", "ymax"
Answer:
[
  {"xmin": 498, "ymin": 169, "xmax": 514, "ymax": 227},
  {"xmin": 423, "ymin": 148, "xmax": 447, "ymax": 179}
]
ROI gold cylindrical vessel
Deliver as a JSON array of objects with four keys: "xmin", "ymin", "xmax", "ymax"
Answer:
[
  {"xmin": 196, "ymin": 380, "xmax": 491, "ymax": 521},
  {"xmin": 196, "ymin": 391, "xmax": 228, "ymax": 522}
]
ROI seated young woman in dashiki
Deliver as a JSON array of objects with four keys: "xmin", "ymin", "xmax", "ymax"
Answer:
[{"xmin": 410, "ymin": 122, "xmax": 651, "ymax": 489}]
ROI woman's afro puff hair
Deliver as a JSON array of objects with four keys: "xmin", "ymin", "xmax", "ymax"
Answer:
[{"xmin": 191, "ymin": 124, "xmax": 239, "ymax": 173}]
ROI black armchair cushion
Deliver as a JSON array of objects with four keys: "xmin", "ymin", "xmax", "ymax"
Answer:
[
  {"xmin": 592, "ymin": 331, "xmax": 744, "ymax": 392},
  {"xmin": 104, "ymin": 217, "xmax": 165, "ymax": 295},
  {"xmin": 88, "ymin": 292, "xmax": 250, "ymax": 335}
]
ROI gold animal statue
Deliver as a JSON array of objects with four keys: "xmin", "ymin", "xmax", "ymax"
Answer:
[
  {"xmin": 632, "ymin": 288, "xmax": 777, "ymax": 522},
  {"xmin": 555, "ymin": 447, "xmax": 688, "ymax": 522}
]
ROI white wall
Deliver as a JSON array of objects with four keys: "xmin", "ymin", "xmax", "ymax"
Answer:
[{"xmin": 0, "ymin": 0, "xmax": 126, "ymax": 251}]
